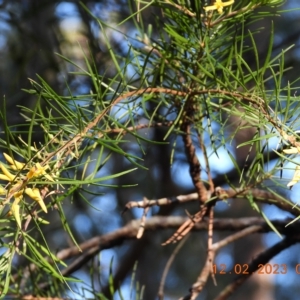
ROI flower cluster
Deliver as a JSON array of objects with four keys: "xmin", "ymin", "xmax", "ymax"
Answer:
[
  {"xmin": 204, "ymin": 0, "xmax": 234, "ymax": 14},
  {"xmin": 0, "ymin": 153, "xmax": 54, "ymax": 227}
]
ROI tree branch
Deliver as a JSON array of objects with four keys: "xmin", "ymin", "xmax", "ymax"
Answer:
[{"xmin": 213, "ymin": 236, "xmax": 300, "ymax": 300}]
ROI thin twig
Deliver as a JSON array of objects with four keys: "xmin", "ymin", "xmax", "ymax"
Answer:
[
  {"xmin": 181, "ymin": 226, "xmax": 262, "ymax": 300},
  {"xmin": 161, "ymin": 205, "xmax": 209, "ymax": 245},
  {"xmin": 215, "ymin": 187, "xmax": 299, "ymax": 216},
  {"xmin": 158, "ymin": 235, "xmax": 188, "ymax": 300},
  {"xmin": 163, "ymin": 0, "xmax": 196, "ymax": 18},
  {"xmin": 136, "ymin": 197, "xmax": 150, "ymax": 239},
  {"xmin": 123, "ymin": 192, "xmax": 198, "ymax": 213},
  {"xmin": 208, "ymin": 206, "xmax": 216, "ymax": 286},
  {"xmin": 208, "ymin": 4, "xmax": 261, "ymax": 28},
  {"xmin": 123, "ymin": 188, "xmax": 296, "ymax": 215}
]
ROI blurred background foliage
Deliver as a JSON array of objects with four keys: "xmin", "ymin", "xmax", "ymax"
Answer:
[{"xmin": 1, "ymin": 0, "xmax": 300, "ymax": 299}]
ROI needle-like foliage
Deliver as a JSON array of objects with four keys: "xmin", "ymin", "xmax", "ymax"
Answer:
[{"xmin": 0, "ymin": 0, "xmax": 299, "ymax": 299}]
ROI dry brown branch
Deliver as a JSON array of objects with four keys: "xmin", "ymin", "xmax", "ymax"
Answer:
[
  {"xmin": 215, "ymin": 187, "xmax": 299, "ymax": 216},
  {"xmin": 37, "ymin": 216, "xmax": 300, "ymax": 264},
  {"xmin": 123, "ymin": 185, "xmax": 297, "ymax": 247},
  {"xmin": 123, "ymin": 192, "xmax": 199, "ymax": 212},
  {"xmin": 161, "ymin": 184, "xmax": 297, "ymax": 245},
  {"xmin": 15, "ymin": 215, "xmax": 299, "ymax": 293},
  {"xmin": 136, "ymin": 197, "xmax": 150, "ymax": 239},
  {"xmin": 161, "ymin": 205, "xmax": 209, "ymax": 245},
  {"xmin": 162, "ymin": 86, "xmax": 210, "ymax": 244},
  {"xmin": 213, "ymin": 236, "xmax": 300, "ymax": 300},
  {"xmin": 181, "ymin": 109, "xmax": 208, "ymax": 202},
  {"xmin": 123, "ymin": 187, "xmax": 296, "ymax": 216},
  {"xmin": 183, "ymin": 124, "xmax": 207, "ymax": 201},
  {"xmin": 208, "ymin": 206, "xmax": 217, "ymax": 286},
  {"xmin": 56, "ymin": 216, "xmax": 295, "ymax": 262}
]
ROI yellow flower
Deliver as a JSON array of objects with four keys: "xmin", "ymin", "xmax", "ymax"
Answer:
[
  {"xmin": 10, "ymin": 190, "xmax": 23, "ymax": 228},
  {"xmin": 283, "ymin": 146, "xmax": 300, "ymax": 154},
  {"xmin": 10, "ymin": 187, "xmax": 48, "ymax": 227},
  {"xmin": 0, "ymin": 163, "xmax": 15, "ymax": 181},
  {"xmin": 287, "ymin": 165, "xmax": 300, "ymax": 188},
  {"xmin": 0, "ymin": 152, "xmax": 51, "ymax": 227},
  {"xmin": 25, "ymin": 188, "xmax": 47, "ymax": 213},
  {"xmin": 27, "ymin": 163, "xmax": 45, "ymax": 179},
  {"xmin": 3, "ymin": 153, "xmax": 25, "ymax": 170},
  {"xmin": 11, "ymin": 202, "xmax": 21, "ymax": 227},
  {"xmin": 0, "ymin": 153, "xmax": 25, "ymax": 181},
  {"xmin": 27, "ymin": 163, "xmax": 55, "ymax": 183},
  {"xmin": 0, "ymin": 173, "xmax": 13, "ymax": 181},
  {"xmin": 204, "ymin": 0, "xmax": 234, "ymax": 14}
]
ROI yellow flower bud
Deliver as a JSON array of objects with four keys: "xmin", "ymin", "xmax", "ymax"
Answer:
[
  {"xmin": 3, "ymin": 153, "xmax": 25, "ymax": 170},
  {"xmin": 287, "ymin": 165, "xmax": 300, "ymax": 188},
  {"xmin": 25, "ymin": 188, "xmax": 47, "ymax": 213},
  {"xmin": 11, "ymin": 197, "xmax": 22, "ymax": 228},
  {"xmin": 283, "ymin": 147, "xmax": 300, "ymax": 154},
  {"xmin": 0, "ymin": 163, "xmax": 15, "ymax": 181},
  {"xmin": 0, "ymin": 174, "xmax": 12, "ymax": 181}
]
